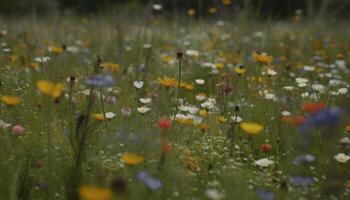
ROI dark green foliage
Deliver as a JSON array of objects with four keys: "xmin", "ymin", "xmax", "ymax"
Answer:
[{"xmin": 0, "ymin": 0, "xmax": 349, "ymax": 18}]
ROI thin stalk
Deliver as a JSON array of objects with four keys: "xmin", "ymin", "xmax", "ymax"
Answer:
[
  {"xmin": 157, "ymin": 153, "xmax": 166, "ymax": 170},
  {"xmin": 45, "ymin": 98, "xmax": 54, "ymax": 200},
  {"xmin": 68, "ymin": 82, "xmax": 75, "ymax": 152},
  {"xmin": 99, "ymin": 88, "xmax": 109, "ymax": 130},
  {"xmin": 173, "ymin": 58, "xmax": 182, "ymax": 121}
]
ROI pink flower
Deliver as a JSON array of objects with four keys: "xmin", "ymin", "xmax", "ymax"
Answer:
[
  {"xmin": 11, "ymin": 124, "xmax": 25, "ymax": 135},
  {"xmin": 106, "ymin": 96, "xmax": 117, "ymax": 105},
  {"xmin": 121, "ymin": 106, "xmax": 132, "ymax": 117}
]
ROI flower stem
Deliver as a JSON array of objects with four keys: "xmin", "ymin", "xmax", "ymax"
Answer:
[
  {"xmin": 173, "ymin": 58, "xmax": 182, "ymax": 121},
  {"xmin": 99, "ymin": 88, "xmax": 109, "ymax": 130}
]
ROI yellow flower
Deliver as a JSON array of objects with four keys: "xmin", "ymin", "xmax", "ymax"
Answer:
[
  {"xmin": 176, "ymin": 118, "xmax": 194, "ymax": 125},
  {"xmin": 216, "ymin": 116, "xmax": 227, "ymax": 123},
  {"xmin": 214, "ymin": 63, "xmax": 225, "ymax": 69},
  {"xmin": 187, "ymin": 9, "xmax": 196, "ymax": 16},
  {"xmin": 37, "ymin": 80, "xmax": 64, "ymax": 98},
  {"xmin": 49, "ymin": 45, "xmax": 63, "ymax": 55},
  {"xmin": 199, "ymin": 109, "xmax": 207, "ymax": 117},
  {"xmin": 79, "ymin": 185, "xmax": 112, "ymax": 200},
  {"xmin": 121, "ymin": 152, "xmax": 144, "ymax": 165},
  {"xmin": 162, "ymin": 55, "xmax": 175, "ymax": 64},
  {"xmin": 346, "ymin": 125, "xmax": 350, "ymax": 134},
  {"xmin": 252, "ymin": 52, "xmax": 273, "ymax": 64},
  {"xmin": 101, "ymin": 63, "xmax": 120, "ymax": 73},
  {"xmin": 8, "ymin": 54, "xmax": 17, "ymax": 62},
  {"xmin": 180, "ymin": 82, "xmax": 194, "ymax": 90},
  {"xmin": 208, "ymin": 7, "xmax": 218, "ymax": 14},
  {"xmin": 221, "ymin": 0, "xmax": 232, "ymax": 6},
  {"xmin": 198, "ymin": 123, "xmax": 208, "ymax": 131},
  {"xmin": 0, "ymin": 96, "xmax": 22, "ymax": 106},
  {"xmin": 234, "ymin": 65, "xmax": 246, "ymax": 75},
  {"xmin": 94, "ymin": 114, "xmax": 105, "ymax": 121},
  {"xmin": 183, "ymin": 148, "xmax": 199, "ymax": 172},
  {"xmin": 29, "ymin": 62, "xmax": 39, "ymax": 69},
  {"xmin": 240, "ymin": 122, "xmax": 264, "ymax": 136},
  {"xmin": 157, "ymin": 76, "xmax": 177, "ymax": 88}
]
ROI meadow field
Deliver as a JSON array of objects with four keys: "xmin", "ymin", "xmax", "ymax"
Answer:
[{"xmin": 0, "ymin": 8, "xmax": 350, "ymax": 200}]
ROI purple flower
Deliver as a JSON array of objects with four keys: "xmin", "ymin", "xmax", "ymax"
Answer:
[
  {"xmin": 106, "ymin": 96, "xmax": 117, "ymax": 105},
  {"xmin": 136, "ymin": 171, "xmax": 149, "ymax": 181},
  {"xmin": 86, "ymin": 74, "xmax": 115, "ymax": 87},
  {"xmin": 143, "ymin": 177, "xmax": 162, "ymax": 190},
  {"xmin": 136, "ymin": 171, "xmax": 162, "ymax": 191},
  {"xmin": 289, "ymin": 176, "xmax": 314, "ymax": 187},
  {"xmin": 256, "ymin": 189, "xmax": 275, "ymax": 200}
]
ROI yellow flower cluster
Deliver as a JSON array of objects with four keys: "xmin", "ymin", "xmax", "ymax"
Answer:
[{"xmin": 252, "ymin": 52, "xmax": 273, "ymax": 64}]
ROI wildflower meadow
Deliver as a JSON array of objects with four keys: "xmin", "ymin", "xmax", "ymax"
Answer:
[{"xmin": 0, "ymin": 0, "xmax": 350, "ymax": 199}]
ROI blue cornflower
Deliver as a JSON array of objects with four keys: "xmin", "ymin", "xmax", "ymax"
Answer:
[
  {"xmin": 289, "ymin": 176, "xmax": 314, "ymax": 187},
  {"xmin": 293, "ymin": 154, "xmax": 316, "ymax": 166},
  {"xmin": 86, "ymin": 74, "xmax": 115, "ymax": 87},
  {"xmin": 300, "ymin": 107, "xmax": 342, "ymax": 133},
  {"xmin": 256, "ymin": 189, "xmax": 275, "ymax": 200},
  {"xmin": 136, "ymin": 171, "xmax": 162, "ymax": 191}
]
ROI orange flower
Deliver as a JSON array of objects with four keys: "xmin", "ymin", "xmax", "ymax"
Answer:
[
  {"xmin": 292, "ymin": 117, "xmax": 303, "ymax": 125},
  {"xmin": 302, "ymin": 102, "xmax": 326, "ymax": 115},
  {"xmin": 93, "ymin": 114, "xmax": 105, "ymax": 121},
  {"xmin": 281, "ymin": 115, "xmax": 306, "ymax": 126}
]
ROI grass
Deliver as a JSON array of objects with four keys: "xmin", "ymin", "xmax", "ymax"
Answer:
[{"xmin": 0, "ymin": 12, "xmax": 350, "ymax": 200}]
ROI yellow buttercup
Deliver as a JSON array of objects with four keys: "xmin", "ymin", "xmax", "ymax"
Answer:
[{"xmin": 37, "ymin": 80, "xmax": 64, "ymax": 98}]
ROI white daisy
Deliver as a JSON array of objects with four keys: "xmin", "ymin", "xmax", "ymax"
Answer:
[
  {"xmin": 139, "ymin": 98, "xmax": 152, "ymax": 104},
  {"xmin": 195, "ymin": 79, "xmax": 205, "ymax": 85},
  {"xmin": 334, "ymin": 153, "xmax": 350, "ymax": 163},
  {"xmin": 255, "ymin": 158, "xmax": 274, "ymax": 167},
  {"xmin": 105, "ymin": 112, "xmax": 116, "ymax": 119},
  {"xmin": 206, "ymin": 189, "xmax": 225, "ymax": 200},
  {"xmin": 185, "ymin": 50, "xmax": 199, "ymax": 58},
  {"xmin": 281, "ymin": 111, "xmax": 291, "ymax": 116},
  {"xmin": 267, "ymin": 68, "xmax": 277, "ymax": 76},
  {"xmin": 133, "ymin": 81, "xmax": 144, "ymax": 89},
  {"xmin": 137, "ymin": 106, "xmax": 151, "ymax": 113},
  {"xmin": 153, "ymin": 4, "xmax": 162, "ymax": 10}
]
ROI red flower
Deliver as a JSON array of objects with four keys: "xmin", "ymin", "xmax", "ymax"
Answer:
[
  {"xmin": 281, "ymin": 115, "xmax": 306, "ymax": 126},
  {"xmin": 162, "ymin": 143, "xmax": 171, "ymax": 154},
  {"xmin": 157, "ymin": 118, "xmax": 172, "ymax": 129},
  {"xmin": 261, "ymin": 143, "xmax": 272, "ymax": 154},
  {"xmin": 303, "ymin": 102, "xmax": 326, "ymax": 115},
  {"xmin": 292, "ymin": 116, "xmax": 306, "ymax": 125}
]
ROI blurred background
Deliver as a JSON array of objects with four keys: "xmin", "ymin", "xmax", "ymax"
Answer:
[{"xmin": 0, "ymin": 0, "xmax": 349, "ymax": 19}]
